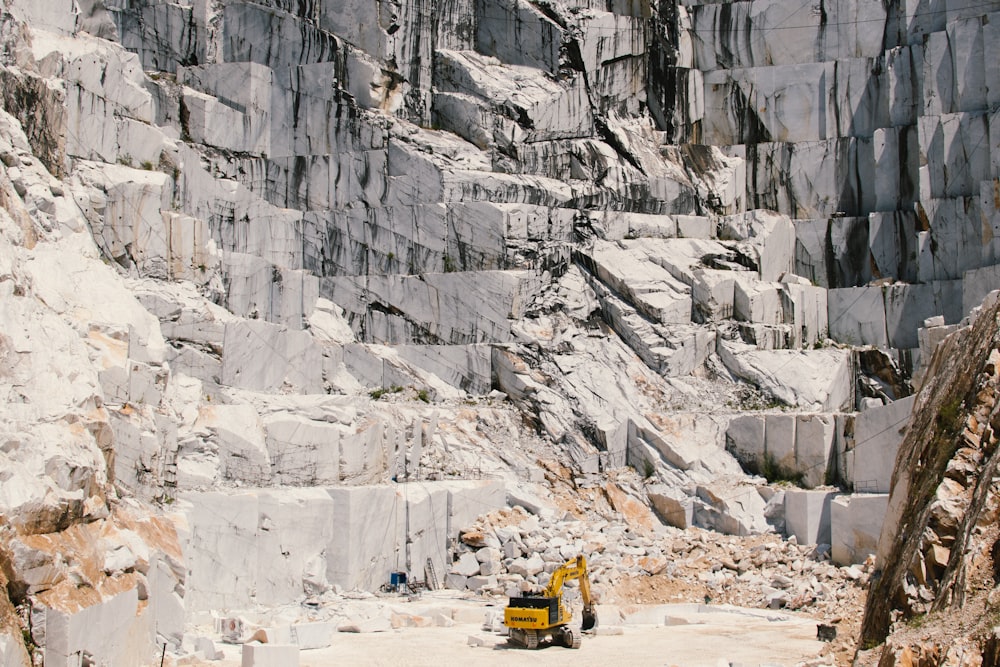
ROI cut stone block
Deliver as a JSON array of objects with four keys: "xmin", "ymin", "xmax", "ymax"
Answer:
[
  {"xmin": 829, "ymin": 220, "xmax": 877, "ymax": 288},
  {"xmin": 263, "ymin": 413, "xmax": 343, "ymax": 486},
  {"xmin": 868, "ymin": 210, "xmax": 918, "ymax": 283},
  {"xmin": 691, "ymin": 269, "xmax": 738, "ymax": 321},
  {"xmin": 719, "ymin": 209, "xmax": 795, "ymax": 281},
  {"xmin": 148, "ymin": 556, "xmax": 185, "ymax": 645},
  {"xmin": 725, "ymin": 414, "xmax": 765, "ymax": 467},
  {"xmin": 178, "ymin": 62, "xmax": 272, "ymax": 154},
  {"xmin": 192, "ymin": 636, "xmax": 222, "ymax": 660},
  {"xmin": 734, "ymin": 281, "xmax": 784, "ymax": 325},
  {"xmin": 963, "ymin": 264, "xmax": 1000, "ymax": 319},
  {"xmin": 193, "ymin": 404, "xmax": 270, "ymax": 485},
  {"xmin": 325, "ymin": 486, "xmax": 401, "ymax": 592},
  {"xmin": 182, "ymin": 492, "xmax": 258, "ymax": 612},
  {"xmin": 249, "ymin": 626, "xmax": 291, "ymax": 645},
  {"xmin": 467, "ymin": 575, "xmax": 497, "ymax": 591},
  {"xmin": 615, "ymin": 211, "xmax": 678, "ymax": 239},
  {"xmin": 828, "ymin": 286, "xmax": 888, "ymax": 347},
  {"xmin": 676, "ymin": 215, "xmax": 713, "ymax": 239},
  {"xmin": 79, "ymin": 164, "xmax": 172, "ymax": 280},
  {"xmin": 730, "ymin": 412, "xmax": 843, "ymax": 490},
  {"xmin": 395, "ymin": 344, "xmax": 493, "ymax": 395},
  {"xmin": 831, "ymin": 494, "xmax": 889, "ymax": 566},
  {"xmin": 444, "ymin": 481, "xmax": 507, "ymax": 537},
  {"xmin": 793, "ymin": 218, "xmax": 828, "ymax": 287},
  {"xmin": 255, "ymin": 490, "xmax": 336, "ymax": 606},
  {"xmin": 221, "ymin": 320, "xmax": 323, "ymax": 393},
  {"xmin": 764, "ymin": 414, "xmax": 796, "ymax": 472},
  {"xmin": 883, "ymin": 281, "xmax": 963, "ymax": 350},
  {"xmin": 163, "ymin": 211, "xmax": 220, "ymax": 285},
  {"xmin": 291, "ymin": 622, "xmax": 334, "ymax": 650},
  {"xmin": 781, "ymin": 278, "xmax": 828, "ymax": 347},
  {"xmin": 109, "ymin": 408, "xmax": 173, "ymax": 499},
  {"xmin": 241, "ymin": 643, "xmax": 299, "ymax": 667},
  {"xmin": 339, "ymin": 419, "xmax": 384, "ymax": 484},
  {"xmin": 475, "ymin": 1, "xmax": 561, "ymax": 73},
  {"xmin": 847, "ymin": 396, "xmax": 915, "ymax": 493},
  {"xmin": 321, "ymin": 482, "xmax": 504, "ymax": 593},
  {"xmin": 40, "ymin": 586, "xmax": 148, "ymax": 667},
  {"xmin": 794, "ymin": 414, "xmax": 836, "ymax": 489},
  {"xmin": 324, "ymin": 270, "xmax": 541, "ymax": 345},
  {"xmin": 181, "ymin": 489, "xmax": 335, "ymax": 611},
  {"xmin": 784, "ymin": 489, "xmax": 841, "ymax": 546}
]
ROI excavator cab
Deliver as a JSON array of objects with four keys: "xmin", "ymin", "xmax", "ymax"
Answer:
[{"xmin": 503, "ymin": 555, "xmax": 598, "ymax": 649}]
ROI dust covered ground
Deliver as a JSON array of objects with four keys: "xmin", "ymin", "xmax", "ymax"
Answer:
[
  {"xmin": 165, "ymin": 498, "xmax": 871, "ymax": 667},
  {"xmin": 174, "ymin": 599, "xmax": 831, "ymax": 667},
  {"xmin": 169, "ymin": 563, "xmax": 865, "ymax": 667}
]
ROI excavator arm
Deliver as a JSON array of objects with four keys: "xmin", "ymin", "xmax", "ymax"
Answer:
[
  {"xmin": 544, "ymin": 555, "xmax": 598, "ymax": 631},
  {"xmin": 578, "ymin": 561, "xmax": 597, "ymax": 631}
]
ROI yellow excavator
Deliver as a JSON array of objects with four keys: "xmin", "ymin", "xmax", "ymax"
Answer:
[{"xmin": 503, "ymin": 554, "xmax": 598, "ymax": 649}]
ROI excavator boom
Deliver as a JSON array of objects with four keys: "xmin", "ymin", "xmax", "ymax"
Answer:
[{"xmin": 543, "ymin": 555, "xmax": 597, "ymax": 631}]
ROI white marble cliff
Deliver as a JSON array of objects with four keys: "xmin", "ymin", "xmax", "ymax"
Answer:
[{"xmin": 0, "ymin": 0, "xmax": 999, "ymax": 664}]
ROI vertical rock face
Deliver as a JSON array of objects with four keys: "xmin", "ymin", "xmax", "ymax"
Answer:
[{"xmin": 655, "ymin": 0, "xmax": 1000, "ymax": 315}]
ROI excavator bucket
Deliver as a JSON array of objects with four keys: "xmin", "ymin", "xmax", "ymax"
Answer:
[{"xmin": 581, "ymin": 607, "xmax": 598, "ymax": 631}]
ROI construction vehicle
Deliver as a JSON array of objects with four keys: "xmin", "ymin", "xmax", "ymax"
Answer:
[{"xmin": 503, "ymin": 554, "xmax": 598, "ymax": 649}]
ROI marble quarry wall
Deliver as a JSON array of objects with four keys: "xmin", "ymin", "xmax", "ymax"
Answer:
[
  {"xmin": 657, "ymin": 0, "xmax": 1000, "ymax": 355},
  {"xmin": 3, "ymin": 0, "xmax": 1000, "ymax": 664},
  {"xmin": 180, "ymin": 482, "xmax": 504, "ymax": 612}
]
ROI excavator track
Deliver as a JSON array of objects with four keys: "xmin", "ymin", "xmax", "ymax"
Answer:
[
  {"xmin": 560, "ymin": 626, "xmax": 582, "ymax": 649},
  {"xmin": 509, "ymin": 628, "xmax": 540, "ymax": 649}
]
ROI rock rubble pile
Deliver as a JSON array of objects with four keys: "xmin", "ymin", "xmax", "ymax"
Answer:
[{"xmin": 451, "ymin": 504, "xmax": 870, "ymax": 624}]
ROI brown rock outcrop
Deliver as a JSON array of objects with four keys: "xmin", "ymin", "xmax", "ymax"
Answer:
[{"xmin": 860, "ymin": 293, "xmax": 1000, "ymax": 660}]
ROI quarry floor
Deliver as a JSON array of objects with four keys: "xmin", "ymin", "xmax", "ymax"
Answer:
[{"xmin": 176, "ymin": 600, "xmax": 836, "ymax": 667}]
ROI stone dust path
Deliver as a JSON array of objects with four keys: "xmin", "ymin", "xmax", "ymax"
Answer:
[{"xmin": 185, "ymin": 603, "xmax": 826, "ymax": 667}]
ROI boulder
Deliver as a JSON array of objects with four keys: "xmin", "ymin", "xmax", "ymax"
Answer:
[
  {"xmin": 451, "ymin": 553, "xmax": 482, "ymax": 578},
  {"xmin": 508, "ymin": 555, "xmax": 545, "ymax": 578}
]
